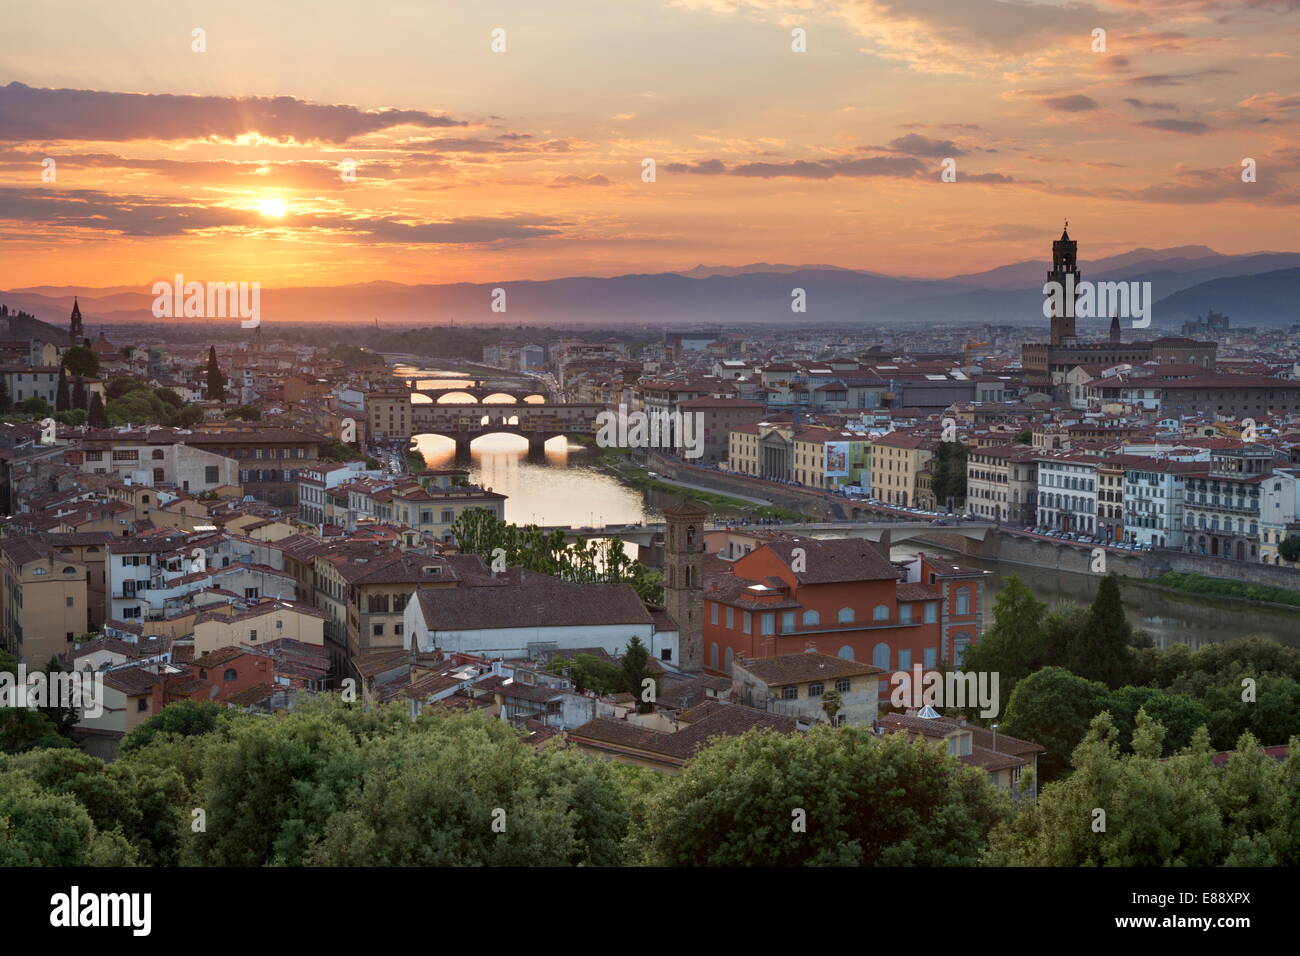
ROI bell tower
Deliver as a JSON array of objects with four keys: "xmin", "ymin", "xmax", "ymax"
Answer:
[
  {"xmin": 1048, "ymin": 222, "xmax": 1080, "ymax": 346},
  {"xmin": 662, "ymin": 498, "xmax": 706, "ymax": 673},
  {"xmin": 69, "ymin": 297, "xmax": 84, "ymax": 347}
]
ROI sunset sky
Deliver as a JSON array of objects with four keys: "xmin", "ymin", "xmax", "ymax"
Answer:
[{"xmin": 2, "ymin": 0, "xmax": 1298, "ymax": 290}]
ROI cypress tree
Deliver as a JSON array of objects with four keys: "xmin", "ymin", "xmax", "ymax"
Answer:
[
  {"xmin": 1065, "ymin": 574, "xmax": 1135, "ymax": 688},
  {"xmin": 206, "ymin": 346, "xmax": 226, "ymax": 401},
  {"xmin": 55, "ymin": 364, "xmax": 70, "ymax": 412},
  {"xmin": 87, "ymin": 391, "xmax": 108, "ymax": 428}
]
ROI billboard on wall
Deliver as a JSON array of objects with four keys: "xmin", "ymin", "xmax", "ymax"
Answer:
[{"xmin": 824, "ymin": 441, "xmax": 850, "ymax": 478}]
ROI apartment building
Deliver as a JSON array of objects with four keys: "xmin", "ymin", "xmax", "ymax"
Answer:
[
  {"xmin": 870, "ymin": 432, "xmax": 936, "ymax": 507},
  {"xmin": 1035, "ymin": 454, "xmax": 1100, "ymax": 535},
  {"xmin": 79, "ymin": 429, "xmax": 238, "ymax": 492},
  {"xmin": 966, "ymin": 445, "xmax": 1038, "ymax": 525},
  {"xmin": 1182, "ymin": 444, "xmax": 1274, "ymax": 560},
  {"xmin": 184, "ymin": 427, "xmax": 325, "ymax": 507},
  {"xmin": 0, "ymin": 537, "xmax": 90, "ymax": 664},
  {"xmin": 1122, "ymin": 458, "xmax": 1198, "ymax": 549},
  {"xmin": 677, "ymin": 397, "xmax": 765, "ymax": 463},
  {"xmin": 365, "ymin": 388, "xmax": 412, "ymax": 441}
]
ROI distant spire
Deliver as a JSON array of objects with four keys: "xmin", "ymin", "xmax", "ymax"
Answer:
[
  {"xmin": 69, "ymin": 296, "xmax": 84, "ymax": 346},
  {"xmin": 1061, "ymin": 218, "xmax": 1070, "ymax": 240},
  {"xmin": 1109, "ymin": 312, "xmax": 1122, "ymax": 343}
]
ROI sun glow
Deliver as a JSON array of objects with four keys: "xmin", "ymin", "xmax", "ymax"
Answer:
[{"xmin": 258, "ymin": 197, "xmax": 288, "ymax": 218}]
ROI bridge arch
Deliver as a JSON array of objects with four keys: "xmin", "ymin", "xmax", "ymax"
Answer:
[
  {"xmin": 481, "ymin": 392, "xmax": 519, "ymax": 404},
  {"xmin": 435, "ymin": 390, "xmax": 479, "ymax": 405}
]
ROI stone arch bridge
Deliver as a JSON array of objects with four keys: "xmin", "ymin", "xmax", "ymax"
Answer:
[{"xmin": 410, "ymin": 402, "xmax": 606, "ymax": 455}]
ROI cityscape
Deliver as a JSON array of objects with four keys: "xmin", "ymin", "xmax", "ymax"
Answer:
[{"xmin": 1, "ymin": 0, "xmax": 1295, "ymax": 922}]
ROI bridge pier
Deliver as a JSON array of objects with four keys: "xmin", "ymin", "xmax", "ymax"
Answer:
[
  {"xmin": 527, "ymin": 434, "xmax": 549, "ymax": 457},
  {"xmin": 454, "ymin": 435, "xmax": 473, "ymax": 458}
]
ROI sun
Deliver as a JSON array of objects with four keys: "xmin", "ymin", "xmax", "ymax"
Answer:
[{"xmin": 258, "ymin": 197, "xmax": 288, "ymax": 218}]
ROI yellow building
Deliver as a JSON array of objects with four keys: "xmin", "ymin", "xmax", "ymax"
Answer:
[
  {"xmin": 0, "ymin": 538, "xmax": 90, "ymax": 665},
  {"xmin": 870, "ymin": 432, "xmax": 937, "ymax": 507},
  {"xmin": 192, "ymin": 600, "xmax": 327, "ymax": 656}
]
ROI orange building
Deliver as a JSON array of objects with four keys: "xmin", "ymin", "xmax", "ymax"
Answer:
[{"xmin": 702, "ymin": 538, "xmax": 987, "ymax": 702}]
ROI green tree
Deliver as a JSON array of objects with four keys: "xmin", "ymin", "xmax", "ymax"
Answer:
[
  {"xmin": 1280, "ymin": 536, "xmax": 1300, "ymax": 563},
  {"xmin": 960, "ymin": 575, "xmax": 1051, "ymax": 701},
  {"xmin": 547, "ymin": 654, "xmax": 624, "ymax": 695},
  {"xmin": 621, "ymin": 636, "xmax": 655, "ymax": 713},
  {"xmin": 18, "ymin": 396, "xmax": 51, "ymax": 415},
  {"xmin": 70, "ymin": 377, "xmax": 87, "ymax": 411},
  {"xmin": 0, "ymin": 770, "xmax": 137, "ymax": 865},
  {"xmin": 1000, "ymin": 666, "xmax": 1111, "ymax": 782},
  {"xmin": 87, "ymin": 391, "xmax": 108, "ymax": 428},
  {"xmin": 1061, "ymin": 575, "xmax": 1136, "ymax": 688},
  {"xmin": 120, "ymin": 700, "xmax": 235, "ymax": 755},
  {"xmin": 820, "ymin": 689, "xmax": 844, "ymax": 725},
  {"xmin": 0, "ymin": 651, "xmax": 75, "ymax": 754},
  {"xmin": 1105, "ymin": 685, "xmax": 1210, "ymax": 755},
  {"xmin": 106, "ymin": 376, "xmax": 150, "ymax": 400},
  {"xmin": 182, "ymin": 699, "xmax": 365, "ymax": 866},
  {"xmin": 306, "ymin": 711, "xmax": 635, "ymax": 866},
  {"xmin": 62, "ymin": 344, "xmax": 100, "ymax": 378},
  {"xmin": 636, "ymin": 726, "xmax": 1009, "ymax": 866},
  {"xmin": 55, "ymin": 363, "xmax": 70, "ymax": 412},
  {"xmin": 205, "ymin": 346, "xmax": 225, "ymax": 401},
  {"xmin": 0, "ymin": 379, "xmax": 10, "ymax": 414}
]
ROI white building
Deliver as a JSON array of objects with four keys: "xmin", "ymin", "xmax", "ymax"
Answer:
[
  {"xmin": 1035, "ymin": 454, "xmax": 1100, "ymax": 535},
  {"xmin": 1122, "ymin": 460, "xmax": 1193, "ymax": 548},
  {"xmin": 403, "ymin": 577, "xmax": 678, "ymax": 666},
  {"xmin": 1259, "ymin": 468, "xmax": 1300, "ymax": 564}
]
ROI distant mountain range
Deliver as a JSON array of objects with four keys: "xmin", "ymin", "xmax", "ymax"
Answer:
[{"xmin": 4, "ymin": 246, "xmax": 1298, "ymax": 330}]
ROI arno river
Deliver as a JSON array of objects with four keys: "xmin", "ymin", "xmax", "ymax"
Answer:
[{"xmin": 398, "ymin": 366, "xmax": 1298, "ymax": 650}]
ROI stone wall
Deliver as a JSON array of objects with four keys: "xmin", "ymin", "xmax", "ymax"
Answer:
[{"xmin": 1154, "ymin": 550, "xmax": 1300, "ymax": 590}]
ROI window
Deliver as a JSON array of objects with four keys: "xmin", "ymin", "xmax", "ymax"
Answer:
[
  {"xmin": 249, "ymin": 629, "xmax": 257, "ymax": 641},
  {"xmin": 137, "ymin": 698, "xmax": 149, "ymax": 712},
  {"xmin": 808, "ymin": 681, "xmax": 824, "ymax": 698},
  {"xmin": 760, "ymin": 612, "xmax": 774, "ymax": 635},
  {"xmin": 899, "ymin": 604, "xmax": 912, "ymax": 625},
  {"xmin": 710, "ymin": 602, "xmax": 719, "ymax": 625},
  {"xmin": 205, "ymin": 466, "xmax": 219, "ymax": 484},
  {"xmin": 837, "ymin": 645, "xmax": 854, "ymax": 661},
  {"xmin": 835, "ymin": 678, "xmax": 851, "ymax": 693},
  {"xmin": 781, "ymin": 610, "xmax": 795, "ymax": 632},
  {"xmin": 872, "ymin": 643, "xmax": 890, "ymax": 671},
  {"xmin": 781, "ymin": 685, "xmax": 798, "ymax": 700},
  {"xmin": 725, "ymin": 606, "xmax": 734, "ymax": 629},
  {"xmin": 66, "ymin": 596, "xmax": 74, "ymax": 607},
  {"xmin": 223, "ymin": 668, "xmax": 237, "ymax": 681},
  {"xmin": 837, "ymin": 607, "xmax": 854, "ymax": 624},
  {"xmin": 924, "ymin": 602, "xmax": 937, "ymax": 624},
  {"xmin": 802, "ymin": 609, "xmax": 820, "ymax": 626},
  {"xmin": 742, "ymin": 612, "xmax": 751, "ymax": 634},
  {"xmin": 372, "ymin": 623, "xmax": 384, "ymax": 636},
  {"xmin": 955, "ymin": 587, "xmax": 970, "ymax": 615},
  {"xmin": 924, "ymin": 647, "xmax": 937, "ymax": 669},
  {"xmin": 872, "ymin": 604, "xmax": 888, "ymax": 622},
  {"xmin": 898, "ymin": 649, "xmax": 912, "ymax": 671}
]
